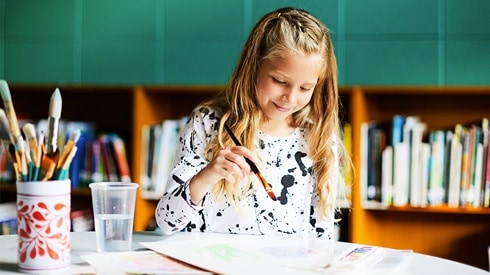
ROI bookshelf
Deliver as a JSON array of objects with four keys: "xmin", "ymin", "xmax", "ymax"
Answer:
[
  {"xmin": 348, "ymin": 86, "xmax": 490, "ymax": 270},
  {"xmin": 1, "ymin": 84, "xmax": 489, "ymax": 269}
]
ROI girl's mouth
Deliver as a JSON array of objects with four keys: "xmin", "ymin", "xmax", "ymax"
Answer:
[{"xmin": 274, "ymin": 102, "xmax": 291, "ymax": 112}]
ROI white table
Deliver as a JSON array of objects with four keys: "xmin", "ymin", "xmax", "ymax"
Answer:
[{"xmin": 0, "ymin": 231, "xmax": 488, "ymax": 274}]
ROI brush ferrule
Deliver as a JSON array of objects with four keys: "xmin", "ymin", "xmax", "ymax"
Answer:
[{"xmin": 46, "ymin": 117, "xmax": 59, "ymax": 154}]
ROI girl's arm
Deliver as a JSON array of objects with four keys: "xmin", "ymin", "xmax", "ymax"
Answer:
[{"xmin": 154, "ymin": 108, "xmax": 216, "ymax": 234}]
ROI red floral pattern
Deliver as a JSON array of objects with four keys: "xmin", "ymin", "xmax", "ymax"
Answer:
[{"xmin": 17, "ymin": 198, "xmax": 70, "ymax": 265}]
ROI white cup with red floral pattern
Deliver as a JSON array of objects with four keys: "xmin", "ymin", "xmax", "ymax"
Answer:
[{"xmin": 16, "ymin": 179, "xmax": 71, "ymax": 274}]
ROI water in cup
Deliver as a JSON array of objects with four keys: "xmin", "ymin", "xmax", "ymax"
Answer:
[{"xmin": 94, "ymin": 214, "xmax": 134, "ymax": 252}]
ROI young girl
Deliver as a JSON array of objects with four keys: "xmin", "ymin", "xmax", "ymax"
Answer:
[{"xmin": 155, "ymin": 7, "xmax": 351, "ymax": 240}]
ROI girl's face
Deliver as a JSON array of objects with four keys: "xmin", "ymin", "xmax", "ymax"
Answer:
[{"xmin": 256, "ymin": 52, "xmax": 322, "ymax": 128}]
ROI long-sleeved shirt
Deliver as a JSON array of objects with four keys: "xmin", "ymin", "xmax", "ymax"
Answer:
[{"xmin": 155, "ymin": 105, "xmax": 338, "ymax": 240}]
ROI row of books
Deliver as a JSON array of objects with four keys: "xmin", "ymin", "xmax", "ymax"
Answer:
[
  {"xmin": 361, "ymin": 115, "xmax": 490, "ymax": 209},
  {"xmin": 0, "ymin": 119, "xmax": 131, "ymax": 188},
  {"xmin": 140, "ymin": 117, "xmax": 187, "ymax": 200}
]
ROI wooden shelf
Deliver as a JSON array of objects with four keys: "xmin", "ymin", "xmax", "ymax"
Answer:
[{"xmin": 363, "ymin": 204, "xmax": 490, "ymax": 215}]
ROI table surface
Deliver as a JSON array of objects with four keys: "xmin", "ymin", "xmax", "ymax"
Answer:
[{"xmin": 0, "ymin": 231, "xmax": 488, "ymax": 274}]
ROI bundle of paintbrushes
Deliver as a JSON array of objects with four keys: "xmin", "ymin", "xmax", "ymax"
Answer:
[{"xmin": 0, "ymin": 80, "xmax": 80, "ymax": 182}]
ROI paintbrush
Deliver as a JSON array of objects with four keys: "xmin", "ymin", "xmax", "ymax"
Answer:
[
  {"xmin": 35, "ymin": 132, "xmax": 44, "ymax": 181},
  {"xmin": 40, "ymin": 154, "xmax": 56, "ymax": 181},
  {"xmin": 22, "ymin": 123, "xmax": 40, "ymax": 181},
  {"xmin": 0, "ymin": 109, "xmax": 16, "ymax": 161},
  {"xmin": 223, "ymin": 124, "xmax": 277, "ymax": 201},
  {"xmin": 16, "ymin": 138, "xmax": 28, "ymax": 181},
  {"xmin": 57, "ymin": 129, "xmax": 80, "ymax": 170},
  {"xmin": 55, "ymin": 146, "xmax": 77, "ymax": 180},
  {"xmin": 45, "ymin": 88, "xmax": 62, "ymax": 156},
  {"xmin": 0, "ymin": 80, "xmax": 22, "ymax": 146}
]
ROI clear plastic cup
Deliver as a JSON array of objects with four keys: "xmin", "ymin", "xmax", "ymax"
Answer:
[{"xmin": 89, "ymin": 182, "xmax": 138, "ymax": 253}]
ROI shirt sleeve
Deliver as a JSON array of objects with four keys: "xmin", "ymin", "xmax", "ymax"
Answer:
[
  {"xmin": 154, "ymin": 106, "xmax": 219, "ymax": 234},
  {"xmin": 308, "ymin": 135, "xmax": 342, "ymax": 241}
]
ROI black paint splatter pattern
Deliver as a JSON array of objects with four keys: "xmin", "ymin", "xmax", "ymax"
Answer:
[{"xmin": 155, "ymin": 106, "xmax": 335, "ymax": 241}]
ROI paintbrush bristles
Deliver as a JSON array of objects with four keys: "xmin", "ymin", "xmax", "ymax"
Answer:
[
  {"xmin": 0, "ymin": 80, "xmax": 12, "ymax": 101},
  {"xmin": 49, "ymin": 88, "xmax": 62, "ymax": 118},
  {"xmin": 70, "ymin": 129, "xmax": 81, "ymax": 144},
  {"xmin": 0, "ymin": 80, "xmax": 21, "ymax": 141},
  {"xmin": 22, "ymin": 123, "xmax": 39, "ymax": 164},
  {"xmin": 45, "ymin": 88, "xmax": 62, "ymax": 154},
  {"xmin": 57, "ymin": 129, "xmax": 80, "ymax": 169},
  {"xmin": 22, "ymin": 123, "xmax": 37, "ymax": 140},
  {"xmin": 0, "ymin": 109, "xmax": 12, "ymax": 142}
]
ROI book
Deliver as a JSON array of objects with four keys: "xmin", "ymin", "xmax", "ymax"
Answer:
[
  {"xmin": 360, "ymin": 121, "xmax": 378, "ymax": 207},
  {"xmin": 392, "ymin": 116, "xmax": 421, "ymax": 207},
  {"xmin": 419, "ymin": 143, "xmax": 431, "ymax": 208},
  {"xmin": 392, "ymin": 143, "xmax": 410, "ymax": 207},
  {"xmin": 98, "ymin": 134, "xmax": 119, "ymax": 182},
  {"xmin": 391, "ymin": 115, "xmax": 406, "ymax": 147},
  {"xmin": 360, "ymin": 122, "xmax": 370, "ymax": 205},
  {"xmin": 0, "ymin": 202, "xmax": 16, "ymax": 235},
  {"xmin": 408, "ymin": 120, "xmax": 427, "ymax": 207},
  {"xmin": 472, "ymin": 142, "xmax": 484, "ymax": 207},
  {"xmin": 142, "ymin": 119, "xmax": 182, "ymax": 200},
  {"xmin": 140, "ymin": 124, "xmax": 152, "ymax": 193},
  {"xmin": 90, "ymin": 139, "xmax": 104, "ymax": 183},
  {"xmin": 428, "ymin": 130, "xmax": 446, "ymax": 206},
  {"xmin": 481, "ymin": 118, "xmax": 489, "ymax": 207},
  {"xmin": 447, "ymin": 124, "xmax": 463, "ymax": 207},
  {"xmin": 468, "ymin": 125, "xmax": 480, "ymax": 206},
  {"xmin": 0, "ymin": 146, "xmax": 13, "ymax": 182},
  {"xmin": 442, "ymin": 130, "xmax": 453, "ymax": 205},
  {"xmin": 140, "ymin": 122, "xmax": 162, "ymax": 199},
  {"xmin": 342, "ymin": 123, "xmax": 352, "ymax": 202},
  {"xmin": 367, "ymin": 125, "xmax": 388, "ymax": 202},
  {"xmin": 71, "ymin": 208, "xmax": 94, "ymax": 232},
  {"xmin": 110, "ymin": 133, "xmax": 131, "ymax": 182},
  {"xmin": 65, "ymin": 121, "xmax": 96, "ymax": 188},
  {"xmin": 381, "ymin": 145, "xmax": 393, "ymax": 207},
  {"xmin": 484, "ymin": 131, "xmax": 490, "ymax": 207},
  {"xmin": 81, "ymin": 139, "xmax": 94, "ymax": 186},
  {"xmin": 460, "ymin": 125, "xmax": 481, "ymax": 207}
]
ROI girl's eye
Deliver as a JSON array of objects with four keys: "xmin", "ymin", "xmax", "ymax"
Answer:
[
  {"xmin": 273, "ymin": 78, "xmax": 286, "ymax": 85},
  {"xmin": 301, "ymin": 87, "xmax": 313, "ymax": 91}
]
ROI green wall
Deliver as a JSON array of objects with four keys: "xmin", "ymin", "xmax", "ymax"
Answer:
[{"xmin": 1, "ymin": 0, "xmax": 489, "ymax": 85}]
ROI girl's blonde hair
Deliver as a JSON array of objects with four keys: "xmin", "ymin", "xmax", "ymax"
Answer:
[{"xmin": 200, "ymin": 7, "xmax": 352, "ymax": 220}]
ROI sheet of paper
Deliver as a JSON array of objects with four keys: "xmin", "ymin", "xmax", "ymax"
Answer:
[
  {"xmin": 140, "ymin": 233, "xmax": 334, "ymax": 274},
  {"xmin": 81, "ymin": 250, "xmax": 210, "ymax": 274}
]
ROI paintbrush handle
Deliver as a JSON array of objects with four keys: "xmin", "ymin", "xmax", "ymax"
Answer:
[
  {"xmin": 224, "ymin": 124, "xmax": 258, "ymax": 172},
  {"xmin": 223, "ymin": 124, "xmax": 276, "ymax": 201},
  {"xmin": 223, "ymin": 124, "xmax": 241, "ymax": 146}
]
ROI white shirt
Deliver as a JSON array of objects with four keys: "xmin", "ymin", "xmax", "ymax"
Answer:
[{"xmin": 155, "ymin": 105, "xmax": 336, "ymax": 240}]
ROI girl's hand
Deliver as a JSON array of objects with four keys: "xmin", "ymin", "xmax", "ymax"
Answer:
[
  {"xmin": 199, "ymin": 146, "xmax": 256, "ymax": 184},
  {"xmin": 189, "ymin": 146, "xmax": 258, "ymax": 203}
]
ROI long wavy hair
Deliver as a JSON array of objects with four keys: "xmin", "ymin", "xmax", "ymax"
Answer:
[{"xmin": 199, "ymin": 7, "xmax": 352, "ymax": 220}]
